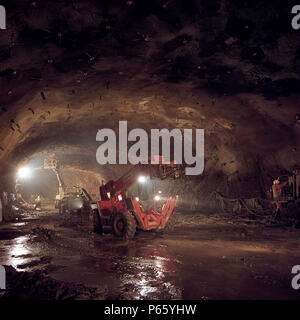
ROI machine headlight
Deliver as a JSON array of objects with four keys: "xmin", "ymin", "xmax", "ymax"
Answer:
[{"xmin": 138, "ymin": 175, "xmax": 147, "ymax": 183}]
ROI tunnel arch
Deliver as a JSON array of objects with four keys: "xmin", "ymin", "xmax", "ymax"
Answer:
[{"xmin": 0, "ymin": 0, "xmax": 299, "ymax": 214}]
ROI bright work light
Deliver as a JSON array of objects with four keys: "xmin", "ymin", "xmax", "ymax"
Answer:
[
  {"xmin": 17, "ymin": 166, "xmax": 31, "ymax": 179},
  {"xmin": 138, "ymin": 175, "xmax": 147, "ymax": 183}
]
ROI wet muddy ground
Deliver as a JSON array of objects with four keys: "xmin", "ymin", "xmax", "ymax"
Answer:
[{"xmin": 0, "ymin": 210, "xmax": 300, "ymax": 300}]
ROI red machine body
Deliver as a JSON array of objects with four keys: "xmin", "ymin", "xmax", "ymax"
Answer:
[{"xmin": 92, "ymin": 160, "xmax": 182, "ymax": 239}]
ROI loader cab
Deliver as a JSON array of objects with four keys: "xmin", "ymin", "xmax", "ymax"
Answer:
[{"xmin": 99, "ymin": 181, "xmax": 114, "ymax": 201}]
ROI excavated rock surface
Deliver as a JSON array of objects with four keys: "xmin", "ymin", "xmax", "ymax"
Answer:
[{"xmin": 0, "ymin": 0, "xmax": 300, "ymax": 208}]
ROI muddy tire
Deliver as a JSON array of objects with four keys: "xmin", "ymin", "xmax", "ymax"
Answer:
[
  {"xmin": 93, "ymin": 209, "xmax": 103, "ymax": 235},
  {"xmin": 112, "ymin": 211, "xmax": 136, "ymax": 240}
]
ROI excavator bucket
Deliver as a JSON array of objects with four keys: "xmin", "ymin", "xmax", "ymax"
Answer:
[{"xmin": 151, "ymin": 164, "xmax": 185, "ymax": 180}]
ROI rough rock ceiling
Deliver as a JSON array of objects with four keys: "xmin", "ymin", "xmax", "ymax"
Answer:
[{"xmin": 0, "ymin": 0, "xmax": 300, "ymax": 197}]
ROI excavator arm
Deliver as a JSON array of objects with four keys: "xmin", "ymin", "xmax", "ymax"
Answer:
[{"xmin": 103, "ymin": 160, "xmax": 184, "ymax": 198}]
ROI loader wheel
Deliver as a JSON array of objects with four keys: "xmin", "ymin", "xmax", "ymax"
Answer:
[
  {"xmin": 162, "ymin": 214, "xmax": 177, "ymax": 233},
  {"xmin": 93, "ymin": 209, "xmax": 103, "ymax": 235},
  {"xmin": 113, "ymin": 211, "xmax": 136, "ymax": 240}
]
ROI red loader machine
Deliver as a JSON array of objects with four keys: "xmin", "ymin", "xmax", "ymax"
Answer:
[{"xmin": 92, "ymin": 161, "xmax": 183, "ymax": 240}]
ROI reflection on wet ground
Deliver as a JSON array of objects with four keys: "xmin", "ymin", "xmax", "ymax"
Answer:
[
  {"xmin": 9, "ymin": 236, "xmax": 31, "ymax": 267},
  {"xmin": 47, "ymin": 234, "xmax": 183, "ymax": 300},
  {"xmin": 0, "ymin": 211, "xmax": 300, "ymax": 300}
]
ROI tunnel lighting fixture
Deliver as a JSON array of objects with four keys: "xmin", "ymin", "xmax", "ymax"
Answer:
[
  {"xmin": 138, "ymin": 175, "xmax": 147, "ymax": 183},
  {"xmin": 154, "ymin": 195, "xmax": 161, "ymax": 201},
  {"xmin": 17, "ymin": 166, "xmax": 31, "ymax": 179},
  {"xmin": 118, "ymin": 194, "xmax": 123, "ymax": 201},
  {"xmin": 158, "ymin": 190, "xmax": 162, "ymax": 194},
  {"xmin": 135, "ymin": 197, "xmax": 139, "ymax": 202}
]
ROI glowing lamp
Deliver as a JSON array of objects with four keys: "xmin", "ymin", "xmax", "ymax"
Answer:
[
  {"xmin": 138, "ymin": 176, "xmax": 147, "ymax": 183},
  {"xmin": 17, "ymin": 166, "xmax": 31, "ymax": 179},
  {"xmin": 154, "ymin": 195, "xmax": 161, "ymax": 201}
]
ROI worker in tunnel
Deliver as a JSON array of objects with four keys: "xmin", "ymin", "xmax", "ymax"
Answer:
[
  {"xmin": 272, "ymin": 177, "xmax": 288, "ymax": 219},
  {"xmin": 35, "ymin": 194, "xmax": 42, "ymax": 210}
]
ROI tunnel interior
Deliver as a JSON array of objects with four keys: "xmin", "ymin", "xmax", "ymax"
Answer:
[
  {"xmin": 0, "ymin": 0, "xmax": 300, "ymax": 206},
  {"xmin": 0, "ymin": 0, "xmax": 300, "ymax": 301}
]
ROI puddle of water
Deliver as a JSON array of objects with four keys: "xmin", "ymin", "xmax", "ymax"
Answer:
[
  {"xmin": 13, "ymin": 223, "xmax": 27, "ymax": 227},
  {"xmin": 119, "ymin": 255, "xmax": 182, "ymax": 299},
  {"xmin": 8, "ymin": 236, "xmax": 31, "ymax": 269}
]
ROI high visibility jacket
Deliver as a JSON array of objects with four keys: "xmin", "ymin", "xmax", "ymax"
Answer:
[
  {"xmin": 272, "ymin": 182, "xmax": 287, "ymax": 199},
  {"xmin": 272, "ymin": 184, "xmax": 278, "ymax": 199}
]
